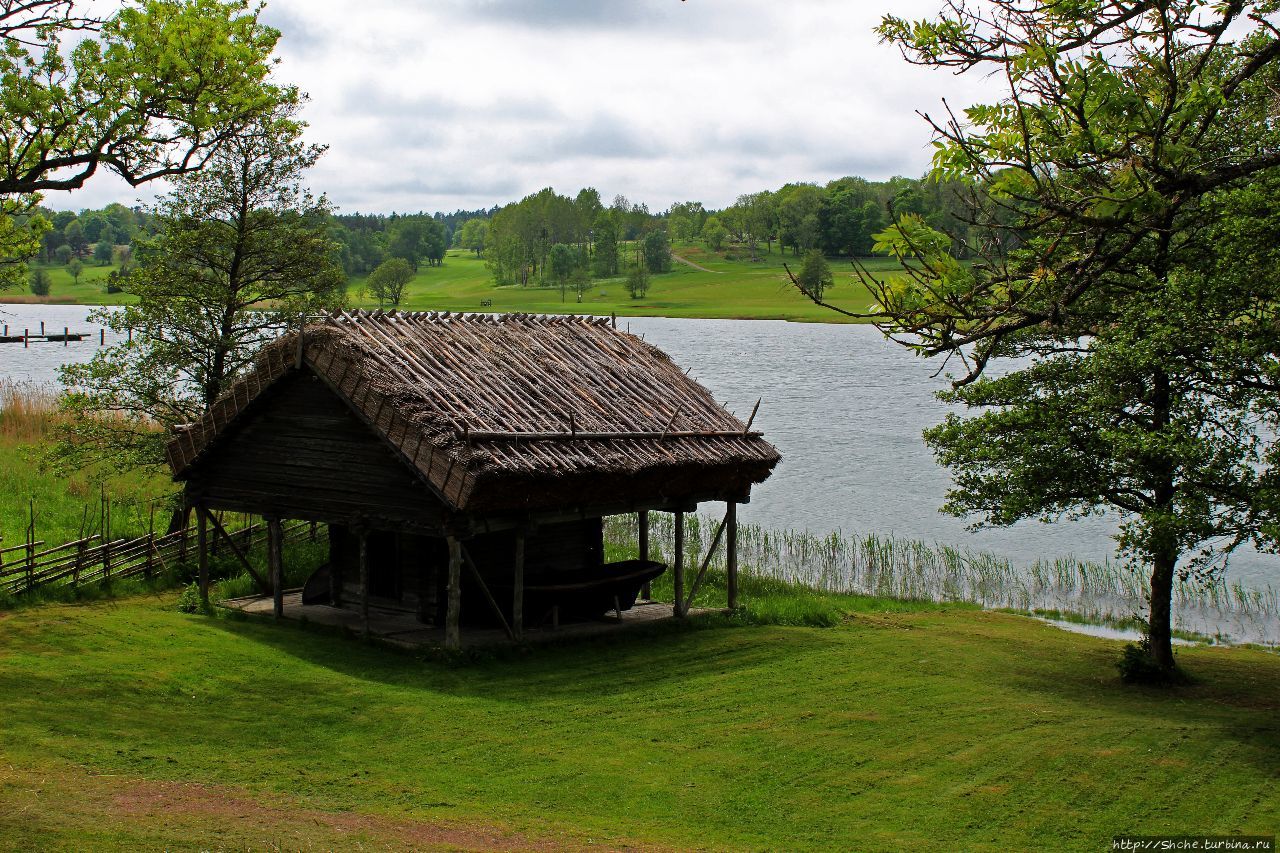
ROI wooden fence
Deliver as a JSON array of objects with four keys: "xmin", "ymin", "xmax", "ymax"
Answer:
[{"xmin": 0, "ymin": 518, "xmax": 317, "ymax": 597}]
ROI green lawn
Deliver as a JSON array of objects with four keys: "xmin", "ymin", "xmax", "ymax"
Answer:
[
  {"xmin": 0, "ymin": 589, "xmax": 1275, "ymax": 850},
  {"xmin": 2, "ymin": 248, "xmax": 893, "ymax": 322}
]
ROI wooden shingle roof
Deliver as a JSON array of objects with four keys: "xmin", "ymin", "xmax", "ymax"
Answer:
[{"xmin": 167, "ymin": 311, "xmax": 780, "ymax": 514}]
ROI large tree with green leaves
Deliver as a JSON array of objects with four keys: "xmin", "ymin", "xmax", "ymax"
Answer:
[
  {"xmin": 800, "ymin": 1, "xmax": 1280, "ymax": 677},
  {"xmin": 0, "ymin": 0, "xmax": 291, "ymax": 290},
  {"xmin": 57, "ymin": 104, "xmax": 345, "ymax": 472}
]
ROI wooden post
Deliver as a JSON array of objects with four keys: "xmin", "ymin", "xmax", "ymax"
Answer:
[
  {"xmin": 638, "ymin": 510, "xmax": 651, "ymax": 600},
  {"xmin": 197, "ymin": 506, "xmax": 209, "ymax": 606},
  {"xmin": 513, "ymin": 532, "xmax": 525, "ymax": 641},
  {"xmin": 72, "ymin": 538, "xmax": 86, "ymax": 588},
  {"xmin": 445, "ymin": 536, "xmax": 462, "ymax": 650},
  {"xmin": 144, "ymin": 504, "xmax": 155, "ymax": 580},
  {"xmin": 726, "ymin": 501, "xmax": 739, "ymax": 610},
  {"xmin": 268, "ymin": 516, "xmax": 284, "ymax": 619},
  {"xmin": 178, "ymin": 505, "xmax": 191, "ymax": 563},
  {"xmin": 330, "ymin": 526, "xmax": 343, "ymax": 607},
  {"xmin": 358, "ymin": 528, "xmax": 370, "ymax": 638},
  {"xmin": 673, "ymin": 511, "xmax": 685, "ymax": 618},
  {"xmin": 63, "ymin": 326, "xmax": 68, "ymax": 347}
]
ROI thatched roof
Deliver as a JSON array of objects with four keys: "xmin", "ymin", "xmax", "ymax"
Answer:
[{"xmin": 167, "ymin": 311, "xmax": 780, "ymax": 515}]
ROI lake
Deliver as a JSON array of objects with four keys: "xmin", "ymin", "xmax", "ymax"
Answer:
[{"xmin": 3, "ymin": 302, "xmax": 1277, "ymax": 591}]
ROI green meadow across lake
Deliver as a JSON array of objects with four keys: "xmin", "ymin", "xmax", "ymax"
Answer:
[{"xmin": 1, "ymin": 247, "xmax": 891, "ymax": 323}]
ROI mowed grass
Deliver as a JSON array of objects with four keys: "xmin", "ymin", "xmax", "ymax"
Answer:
[
  {"xmin": 348, "ymin": 246, "xmax": 889, "ymax": 322},
  {"xmin": 0, "ymin": 590, "xmax": 1276, "ymax": 850}
]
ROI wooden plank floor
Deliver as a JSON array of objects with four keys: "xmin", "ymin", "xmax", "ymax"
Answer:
[{"xmin": 221, "ymin": 592, "xmax": 713, "ymax": 649}]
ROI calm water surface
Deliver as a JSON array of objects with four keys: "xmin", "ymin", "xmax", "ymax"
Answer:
[{"xmin": 4, "ymin": 304, "xmax": 1277, "ymax": 589}]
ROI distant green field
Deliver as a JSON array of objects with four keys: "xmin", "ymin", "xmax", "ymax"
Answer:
[
  {"xmin": 2, "ymin": 261, "xmax": 137, "ymax": 306},
  {"xmin": 348, "ymin": 246, "xmax": 890, "ymax": 322},
  {"xmin": 2, "ymin": 248, "xmax": 896, "ymax": 322}
]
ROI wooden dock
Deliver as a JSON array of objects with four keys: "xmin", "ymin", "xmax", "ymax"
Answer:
[{"xmin": 0, "ymin": 322, "xmax": 99, "ymax": 346}]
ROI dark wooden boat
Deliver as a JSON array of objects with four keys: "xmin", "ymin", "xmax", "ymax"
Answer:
[{"xmin": 482, "ymin": 559, "xmax": 667, "ymax": 623}]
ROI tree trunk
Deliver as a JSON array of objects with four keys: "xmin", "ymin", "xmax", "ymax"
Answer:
[{"xmin": 1147, "ymin": 549, "xmax": 1176, "ymax": 670}]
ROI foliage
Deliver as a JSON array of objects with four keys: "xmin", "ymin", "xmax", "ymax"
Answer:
[
  {"xmin": 700, "ymin": 215, "xmax": 728, "ymax": 251},
  {"xmin": 0, "ymin": 0, "xmax": 291, "ymax": 289},
  {"xmin": 366, "ymin": 257, "xmax": 413, "ymax": 308},
  {"xmin": 455, "ymin": 217, "xmax": 488, "ymax": 257},
  {"xmin": 66, "ymin": 258, "xmax": 83, "ymax": 284},
  {"xmin": 793, "ymin": 249, "xmax": 833, "ymax": 301},
  {"xmin": 29, "ymin": 266, "xmax": 51, "ymax": 296},
  {"xmin": 861, "ymin": 0, "xmax": 1280, "ymax": 673},
  {"xmin": 55, "ymin": 104, "xmax": 345, "ymax": 473},
  {"xmin": 642, "ymin": 229, "xmax": 672, "ymax": 273},
  {"xmin": 548, "ymin": 242, "xmax": 575, "ymax": 301},
  {"xmin": 92, "ymin": 239, "xmax": 113, "ymax": 265},
  {"xmin": 625, "ymin": 255, "xmax": 650, "ymax": 299}
]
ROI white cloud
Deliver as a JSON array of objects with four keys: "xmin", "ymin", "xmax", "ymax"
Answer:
[{"xmin": 42, "ymin": 0, "xmax": 1003, "ymax": 214}]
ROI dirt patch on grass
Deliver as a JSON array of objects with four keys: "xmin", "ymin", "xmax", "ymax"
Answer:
[
  {"xmin": 108, "ymin": 776, "xmax": 625, "ymax": 851},
  {"xmin": 0, "ymin": 763, "xmax": 653, "ymax": 851}
]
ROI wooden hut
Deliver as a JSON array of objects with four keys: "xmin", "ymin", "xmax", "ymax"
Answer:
[{"xmin": 166, "ymin": 310, "xmax": 780, "ymax": 647}]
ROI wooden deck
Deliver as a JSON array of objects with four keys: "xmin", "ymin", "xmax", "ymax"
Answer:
[{"xmin": 220, "ymin": 591, "xmax": 712, "ymax": 649}]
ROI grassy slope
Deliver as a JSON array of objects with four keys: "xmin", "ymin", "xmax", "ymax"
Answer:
[
  {"xmin": 1, "ymin": 249, "xmax": 888, "ymax": 321},
  {"xmin": 0, "ymin": 593, "xmax": 1276, "ymax": 850}
]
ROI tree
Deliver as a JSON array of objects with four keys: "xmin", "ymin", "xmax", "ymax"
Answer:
[
  {"xmin": 366, "ymin": 257, "xmax": 413, "ymax": 308},
  {"xmin": 93, "ymin": 239, "xmax": 114, "ymax": 265},
  {"xmin": 54, "ymin": 245, "xmax": 73, "ymax": 265},
  {"xmin": 701, "ymin": 216, "xmax": 728, "ymax": 252},
  {"xmin": 548, "ymin": 243, "xmax": 575, "ymax": 302},
  {"xmin": 592, "ymin": 211, "xmax": 620, "ymax": 277},
  {"xmin": 0, "ymin": 0, "xmax": 291, "ymax": 290},
  {"xmin": 825, "ymin": 1, "xmax": 1280, "ymax": 678},
  {"xmin": 793, "ymin": 250, "xmax": 832, "ymax": 301},
  {"xmin": 625, "ymin": 255, "xmax": 650, "ymax": 300},
  {"xmin": 456, "ymin": 218, "xmax": 488, "ymax": 257},
  {"xmin": 57, "ymin": 105, "xmax": 345, "ymax": 472},
  {"xmin": 29, "ymin": 267, "xmax": 51, "ymax": 296},
  {"xmin": 63, "ymin": 220, "xmax": 86, "ymax": 254},
  {"xmin": 67, "ymin": 257, "xmax": 83, "ymax": 284},
  {"xmin": 643, "ymin": 230, "xmax": 672, "ymax": 274}
]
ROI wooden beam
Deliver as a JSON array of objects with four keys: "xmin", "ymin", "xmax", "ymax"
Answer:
[
  {"xmin": 638, "ymin": 511, "xmax": 651, "ymax": 600},
  {"xmin": 726, "ymin": 501, "xmax": 739, "ymax": 610},
  {"xmin": 673, "ymin": 511, "xmax": 685, "ymax": 618},
  {"xmin": 685, "ymin": 512, "xmax": 729, "ymax": 614},
  {"xmin": 197, "ymin": 505, "xmax": 209, "ymax": 607},
  {"xmin": 358, "ymin": 528, "xmax": 370, "ymax": 638},
  {"xmin": 445, "ymin": 536, "xmax": 462, "ymax": 650},
  {"xmin": 201, "ymin": 508, "xmax": 271, "ymax": 595},
  {"xmin": 513, "ymin": 532, "xmax": 525, "ymax": 640},
  {"xmin": 268, "ymin": 516, "xmax": 284, "ymax": 619},
  {"xmin": 460, "ymin": 544, "xmax": 514, "ymax": 642}
]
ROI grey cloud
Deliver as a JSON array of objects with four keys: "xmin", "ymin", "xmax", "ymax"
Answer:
[
  {"xmin": 508, "ymin": 117, "xmax": 660, "ymax": 163},
  {"xmin": 466, "ymin": 0, "xmax": 671, "ymax": 31}
]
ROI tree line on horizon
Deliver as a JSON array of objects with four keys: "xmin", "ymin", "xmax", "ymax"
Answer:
[{"xmin": 37, "ymin": 171, "xmax": 971, "ymax": 300}]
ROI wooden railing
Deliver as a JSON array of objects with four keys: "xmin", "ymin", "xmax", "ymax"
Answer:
[{"xmin": 0, "ymin": 519, "xmax": 316, "ymax": 597}]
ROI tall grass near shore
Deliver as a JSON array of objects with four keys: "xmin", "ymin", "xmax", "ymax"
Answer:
[
  {"xmin": 605, "ymin": 513, "xmax": 1280, "ymax": 646},
  {"xmin": 0, "ymin": 380, "xmax": 61, "ymax": 443},
  {"xmin": 0, "ymin": 380, "xmax": 173, "ymax": 550}
]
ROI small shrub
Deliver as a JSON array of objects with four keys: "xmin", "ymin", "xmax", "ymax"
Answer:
[
  {"xmin": 1117, "ymin": 634, "xmax": 1186, "ymax": 685},
  {"xmin": 176, "ymin": 581, "xmax": 208, "ymax": 614}
]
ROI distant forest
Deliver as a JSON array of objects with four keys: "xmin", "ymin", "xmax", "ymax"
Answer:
[{"xmin": 33, "ymin": 174, "xmax": 971, "ymax": 286}]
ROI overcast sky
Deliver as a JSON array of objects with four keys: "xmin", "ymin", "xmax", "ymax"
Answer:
[{"xmin": 49, "ymin": 0, "xmax": 1003, "ymax": 215}]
